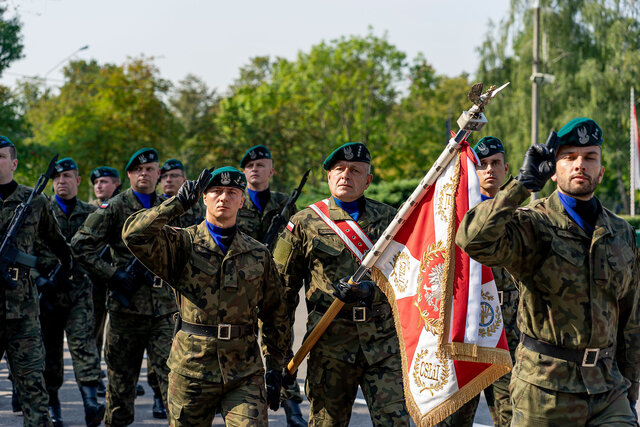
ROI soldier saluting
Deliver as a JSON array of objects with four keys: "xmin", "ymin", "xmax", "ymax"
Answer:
[
  {"xmin": 457, "ymin": 118, "xmax": 640, "ymax": 424},
  {"xmin": 72, "ymin": 148, "xmax": 176, "ymax": 427},
  {"xmin": 122, "ymin": 166, "xmax": 290, "ymax": 426},
  {"xmin": 0, "ymin": 136, "xmax": 72, "ymax": 426},
  {"xmin": 272, "ymin": 142, "xmax": 410, "ymax": 426}
]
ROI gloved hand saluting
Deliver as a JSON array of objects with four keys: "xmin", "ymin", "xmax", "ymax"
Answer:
[
  {"xmin": 515, "ymin": 130, "xmax": 559, "ymax": 192},
  {"xmin": 332, "ymin": 276, "xmax": 374, "ymax": 305},
  {"xmin": 265, "ymin": 369, "xmax": 282, "ymax": 411},
  {"xmin": 176, "ymin": 168, "xmax": 213, "ymax": 210}
]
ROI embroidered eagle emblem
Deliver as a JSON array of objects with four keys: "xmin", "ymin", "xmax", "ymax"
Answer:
[
  {"xmin": 577, "ymin": 127, "xmax": 590, "ymax": 144},
  {"xmin": 220, "ymin": 172, "xmax": 231, "ymax": 185},
  {"xmin": 344, "ymin": 146, "xmax": 354, "ymax": 160}
]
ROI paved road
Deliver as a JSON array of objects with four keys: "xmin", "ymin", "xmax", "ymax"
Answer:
[{"xmin": 0, "ymin": 288, "xmax": 496, "ymax": 426}]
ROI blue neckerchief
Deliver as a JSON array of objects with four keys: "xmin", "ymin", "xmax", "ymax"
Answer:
[
  {"xmin": 205, "ymin": 221, "xmax": 237, "ymax": 255},
  {"xmin": 480, "ymin": 194, "xmax": 492, "ymax": 202},
  {"xmin": 55, "ymin": 194, "xmax": 76, "ymax": 215},
  {"xmin": 248, "ymin": 188, "xmax": 270, "ymax": 213},
  {"xmin": 133, "ymin": 190, "xmax": 152, "ymax": 209},
  {"xmin": 162, "ymin": 194, "xmax": 171, "ymax": 198},
  {"xmin": 333, "ymin": 197, "xmax": 361, "ymax": 221},
  {"xmin": 558, "ymin": 192, "xmax": 598, "ymax": 236}
]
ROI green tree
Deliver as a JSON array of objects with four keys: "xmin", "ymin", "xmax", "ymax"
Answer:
[
  {"xmin": 476, "ymin": 1, "xmax": 640, "ymax": 211},
  {"xmin": 0, "ymin": 4, "xmax": 23, "ymax": 77},
  {"xmin": 24, "ymin": 57, "xmax": 181, "ymax": 199}
]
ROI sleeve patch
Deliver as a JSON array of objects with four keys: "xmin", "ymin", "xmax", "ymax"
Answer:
[
  {"xmin": 273, "ymin": 239, "xmax": 293, "ymax": 271},
  {"xmin": 100, "ymin": 202, "xmax": 109, "ymax": 209},
  {"xmin": 286, "ymin": 221, "xmax": 295, "ymax": 232}
]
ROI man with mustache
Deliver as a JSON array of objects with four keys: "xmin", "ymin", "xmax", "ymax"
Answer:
[
  {"xmin": 457, "ymin": 118, "xmax": 640, "ymax": 425},
  {"xmin": 72, "ymin": 148, "xmax": 177, "ymax": 427}
]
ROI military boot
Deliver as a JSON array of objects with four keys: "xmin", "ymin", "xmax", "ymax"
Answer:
[
  {"xmin": 11, "ymin": 382, "xmax": 21, "ymax": 413},
  {"xmin": 47, "ymin": 387, "xmax": 64, "ymax": 427},
  {"xmin": 152, "ymin": 396, "xmax": 167, "ymax": 419},
  {"xmin": 282, "ymin": 399, "xmax": 307, "ymax": 427},
  {"xmin": 79, "ymin": 384, "xmax": 106, "ymax": 427}
]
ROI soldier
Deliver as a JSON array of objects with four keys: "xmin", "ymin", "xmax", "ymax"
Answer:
[
  {"xmin": 0, "ymin": 135, "xmax": 72, "ymax": 426},
  {"xmin": 37, "ymin": 157, "xmax": 105, "ymax": 427},
  {"xmin": 436, "ymin": 136, "xmax": 517, "ymax": 427},
  {"xmin": 456, "ymin": 118, "xmax": 640, "ymax": 425},
  {"xmin": 90, "ymin": 166, "xmax": 121, "ymax": 206},
  {"xmin": 273, "ymin": 142, "xmax": 410, "ymax": 426},
  {"xmin": 160, "ymin": 158, "xmax": 205, "ymax": 228},
  {"xmin": 122, "ymin": 166, "xmax": 291, "ymax": 427},
  {"xmin": 72, "ymin": 148, "xmax": 177, "ymax": 427},
  {"xmin": 238, "ymin": 144, "xmax": 303, "ymax": 426},
  {"xmin": 89, "ymin": 165, "xmax": 122, "ymax": 398}
]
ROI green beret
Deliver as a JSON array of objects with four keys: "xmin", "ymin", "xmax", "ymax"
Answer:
[
  {"xmin": 54, "ymin": 157, "xmax": 78, "ymax": 175},
  {"xmin": 0, "ymin": 135, "xmax": 14, "ymax": 149},
  {"xmin": 322, "ymin": 142, "xmax": 371, "ymax": 170},
  {"xmin": 125, "ymin": 148, "xmax": 159, "ymax": 172},
  {"xmin": 473, "ymin": 136, "xmax": 505, "ymax": 160},
  {"xmin": 161, "ymin": 159, "xmax": 185, "ymax": 175},
  {"xmin": 240, "ymin": 145, "xmax": 272, "ymax": 168},
  {"xmin": 90, "ymin": 166, "xmax": 120, "ymax": 184},
  {"xmin": 557, "ymin": 117, "xmax": 602, "ymax": 147},
  {"xmin": 206, "ymin": 166, "xmax": 246, "ymax": 191}
]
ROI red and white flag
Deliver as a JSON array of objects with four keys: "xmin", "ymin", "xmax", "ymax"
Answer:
[
  {"xmin": 372, "ymin": 141, "xmax": 512, "ymax": 426},
  {"xmin": 632, "ymin": 97, "xmax": 640, "ymax": 190}
]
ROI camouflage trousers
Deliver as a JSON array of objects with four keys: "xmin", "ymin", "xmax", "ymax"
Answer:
[
  {"xmin": 1, "ymin": 316, "xmax": 52, "ymax": 427},
  {"xmin": 41, "ymin": 294, "xmax": 101, "ymax": 389},
  {"xmin": 306, "ymin": 349, "xmax": 410, "ymax": 427},
  {"xmin": 510, "ymin": 377, "xmax": 637, "ymax": 426},
  {"xmin": 434, "ymin": 393, "xmax": 480, "ymax": 427},
  {"xmin": 92, "ymin": 282, "xmax": 108, "ymax": 357},
  {"xmin": 104, "ymin": 312, "xmax": 173, "ymax": 426},
  {"xmin": 485, "ymin": 366, "xmax": 512, "ymax": 426},
  {"xmin": 167, "ymin": 370, "xmax": 267, "ymax": 427}
]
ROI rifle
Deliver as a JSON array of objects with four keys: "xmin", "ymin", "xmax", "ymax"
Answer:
[
  {"xmin": 109, "ymin": 256, "xmax": 158, "ymax": 308},
  {"xmin": 0, "ymin": 155, "xmax": 58, "ymax": 289},
  {"xmin": 261, "ymin": 169, "xmax": 310, "ymax": 247}
]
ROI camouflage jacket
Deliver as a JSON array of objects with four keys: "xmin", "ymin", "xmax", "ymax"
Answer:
[
  {"xmin": 163, "ymin": 196, "xmax": 205, "ymax": 229},
  {"xmin": 456, "ymin": 177, "xmax": 640, "ymax": 396},
  {"xmin": 237, "ymin": 190, "xmax": 296, "ymax": 249},
  {"xmin": 273, "ymin": 197, "xmax": 400, "ymax": 365},
  {"xmin": 0, "ymin": 185, "xmax": 70, "ymax": 319},
  {"xmin": 122, "ymin": 197, "xmax": 291, "ymax": 383},
  {"xmin": 71, "ymin": 188, "xmax": 177, "ymax": 317},
  {"xmin": 34, "ymin": 197, "xmax": 97, "ymax": 303}
]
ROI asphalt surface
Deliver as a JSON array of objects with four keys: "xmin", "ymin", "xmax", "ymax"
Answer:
[{"xmin": 0, "ymin": 288, "xmax": 496, "ymax": 426}]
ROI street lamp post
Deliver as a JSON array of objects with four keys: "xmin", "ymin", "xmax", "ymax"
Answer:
[{"xmin": 43, "ymin": 44, "xmax": 89, "ymax": 83}]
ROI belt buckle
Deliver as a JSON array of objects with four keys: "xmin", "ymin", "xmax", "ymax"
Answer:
[
  {"xmin": 217, "ymin": 324, "xmax": 231, "ymax": 340},
  {"xmin": 153, "ymin": 276, "xmax": 163, "ymax": 288},
  {"xmin": 582, "ymin": 348, "xmax": 600, "ymax": 367},
  {"xmin": 353, "ymin": 307, "xmax": 367, "ymax": 322},
  {"xmin": 498, "ymin": 291, "xmax": 504, "ymax": 306},
  {"xmin": 8, "ymin": 267, "xmax": 19, "ymax": 281}
]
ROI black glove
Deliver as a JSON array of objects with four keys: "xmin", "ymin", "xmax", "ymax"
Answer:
[
  {"xmin": 282, "ymin": 367, "xmax": 297, "ymax": 388},
  {"xmin": 265, "ymin": 369, "xmax": 282, "ymax": 411},
  {"xmin": 176, "ymin": 168, "xmax": 213, "ymax": 210},
  {"xmin": 332, "ymin": 276, "xmax": 375, "ymax": 305},
  {"xmin": 515, "ymin": 130, "xmax": 559, "ymax": 192},
  {"xmin": 108, "ymin": 268, "xmax": 136, "ymax": 307}
]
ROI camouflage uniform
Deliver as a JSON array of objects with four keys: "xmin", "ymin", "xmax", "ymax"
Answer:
[
  {"xmin": 121, "ymin": 196, "xmax": 291, "ymax": 427},
  {"xmin": 456, "ymin": 177, "xmax": 640, "ymax": 426},
  {"xmin": 38, "ymin": 196, "xmax": 102, "ymax": 391},
  {"xmin": 71, "ymin": 188, "xmax": 177, "ymax": 426},
  {"xmin": 237, "ymin": 191, "xmax": 296, "ymax": 249},
  {"xmin": 167, "ymin": 198, "xmax": 205, "ymax": 229},
  {"xmin": 0, "ymin": 184, "xmax": 70, "ymax": 427},
  {"xmin": 273, "ymin": 197, "xmax": 410, "ymax": 427},
  {"xmin": 236, "ymin": 189, "xmax": 301, "ymax": 403}
]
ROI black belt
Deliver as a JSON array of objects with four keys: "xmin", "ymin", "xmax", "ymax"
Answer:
[
  {"xmin": 311, "ymin": 303, "xmax": 391, "ymax": 322},
  {"xmin": 520, "ymin": 333, "xmax": 615, "ymax": 368},
  {"xmin": 8, "ymin": 266, "xmax": 29, "ymax": 282},
  {"xmin": 180, "ymin": 320, "xmax": 254, "ymax": 340},
  {"xmin": 498, "ymin": 289, "xmax": 519, "ymax": 305}
]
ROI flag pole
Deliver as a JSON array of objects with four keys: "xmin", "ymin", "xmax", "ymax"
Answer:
[{"xmin": 287, "ymin": 82, "xmax": 510, "ymax": 375}]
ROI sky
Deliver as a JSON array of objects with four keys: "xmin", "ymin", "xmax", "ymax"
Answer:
[{"xmin": 1, "ymin": 0, "xmax": 511, "ymax": 93}]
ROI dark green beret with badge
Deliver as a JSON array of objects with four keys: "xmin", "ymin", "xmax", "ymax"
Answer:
[
  {"xmin": 557, "ymin": 117, "xmax": 602, "ymax": 147},
  {"xmin": 322, "ymin": 142, "xmax": 371, "ymax": 170},
  {"xmin": 161, "ymin": 159, "xmax": 185, "ymax": 175},
  {"xmin": 90, "ymin": 166, "xmax": 120, "ymax": 184},
  {"xmin": 125, "ymin": 148, "xmax": 159, "ymax": 172},
  {"xmin": 240, "ymin": 145, "xmax": 272, "ymax": 168},
  {"xmin": 473, "ymin": 136, "xmax": 505, "ymax": 160},
  {"xmin": 54, "ymin": 157, "xmax": 78, "ymax": 175},
  {"xmin": 0, "ymin": 135, "xmax": 14, "ymax": 149},
  {"xmin": 206, "ymin": 166, "xmax": 246, "ymax": 191}
]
